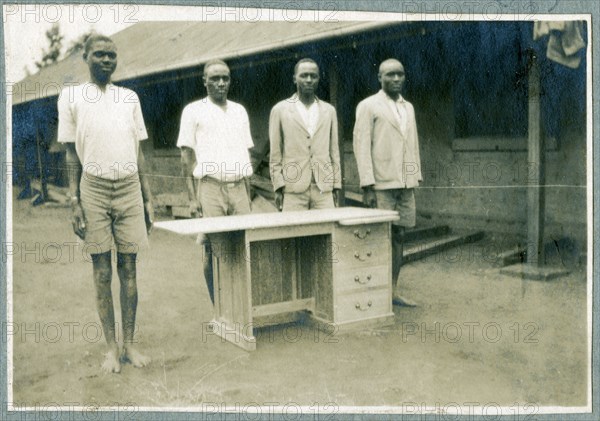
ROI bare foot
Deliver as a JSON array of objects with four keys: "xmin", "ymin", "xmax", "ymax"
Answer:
[
  {"xmin": 122, "ymin": 345, "xmax": 151, "ymax": 368},
  {"xmin": 101, "ymin": 346, "xmax": 121, "ymax": 373}
]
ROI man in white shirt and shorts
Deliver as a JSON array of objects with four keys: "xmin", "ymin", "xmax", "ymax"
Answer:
[
  {"xmin": 58, "ymin": 34, "xmax": 153, "ymax": 373},
  {"xmin": 177, "ymin": 59, "xmax": 254, "ymax": 304}
]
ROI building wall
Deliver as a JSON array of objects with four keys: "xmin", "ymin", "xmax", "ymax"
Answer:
[
  {"xmin": 11, "ymin": 22, "xmax": 585, "ymax": 251},
  {"xmin": 141, "ymin": 61, "xmax": 297, "ymax": 203},
  {"xmin": 340, "ymin": 22, "xmax": 587, "ymax": 249},
  {"xmin": 343, "ymin": 89, "xmax": 587, "ymax": 248},
  {"xmin": 140, "ymin": 23, "xmax": 587, "ymax": 249}
]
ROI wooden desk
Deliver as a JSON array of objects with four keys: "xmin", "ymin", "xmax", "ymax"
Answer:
[{"xmin": 155, "ymin": 207, "xmax": 398, "ymax": 351}]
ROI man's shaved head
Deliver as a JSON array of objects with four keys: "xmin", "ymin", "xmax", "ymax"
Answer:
[
  {"xmin": 203, "ymin": 59, "xmax": 229, "ymax": 77},
  {"xmin": 378, "ymin": 59, "xmax": 404, "ymax": 75},
  {"xmin": 378, "ymin": 58, "xmax": 405, "ymax": 98}
]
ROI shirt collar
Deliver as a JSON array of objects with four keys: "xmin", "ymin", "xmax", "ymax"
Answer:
[
  {"xmin": 380, "ymin": 89, "xmax": 405, "ymax": 103},
  {"xmin": 203, "ymin": 97, "xmax": 230, "ymax": 108},
  {"xmin": 86, "ymin": 81, "xmax": 114, "ymax": 91},
  {"xmin": 292, "ymin": 93, "xmax": 320, "ymax": 104}
]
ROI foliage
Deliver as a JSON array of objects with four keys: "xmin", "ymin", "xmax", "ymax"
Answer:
[
  {"xmin": 35, "ymin": 24, "xmax": 63, "ymax": 69},
  {"xmin": 65, "ymin": 31, "xmax": 94, "ymax": 57}
]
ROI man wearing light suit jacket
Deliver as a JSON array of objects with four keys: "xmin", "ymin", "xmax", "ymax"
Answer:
[
  {"xmin": 353, "ymin": 58, "xmax": 422, "ymax": 307},
  {"xmin": 269, "ymin": 58, "xmax": 341, "ymax": 211}
]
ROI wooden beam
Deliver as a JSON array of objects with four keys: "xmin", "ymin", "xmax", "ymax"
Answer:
[
  {"xmin": 329, "ymin": 60, "xmax": 345, "ymax": 206},
  {"xmin": 526, "ymin": 50, "xmax": 546, "ymax": 266},
  {"xmin": 35, "ymin": 124, "xmax": 48, "ymax": 203},
  {"xmin": 252, "ymin": 298, "xmax": 315, "ymax": 317},
  {"xmin": 402, "ymin": 231, "xmax": 485, "ymax": 264}
]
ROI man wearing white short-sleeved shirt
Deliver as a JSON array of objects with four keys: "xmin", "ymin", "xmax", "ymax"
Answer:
[
  {"xmin": 59, "ymin": 83, "xmax": 148, "ymax": 180},
  {"xmin": 57, "ymin": 34, "xmax": 153, "ymax": 373},
  {"xmin": 177, "ymin": 59, "xmax": 254, "ymax": 304}
]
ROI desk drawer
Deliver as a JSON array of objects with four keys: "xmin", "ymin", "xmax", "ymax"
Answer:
[
  {"xmin": 334, "ymin": 223, "xmax": 389, "ymax": 246},
  {"xmin": 335, "ymin": 265, "xmax": 389, "ymax": 293},
  {"xmin": 335, "ymin": 288, "xmax": 391, "ymax": 323},
  {"xmin": 334, "ymin": 241, "xmax": 388, "ymax": 269}
]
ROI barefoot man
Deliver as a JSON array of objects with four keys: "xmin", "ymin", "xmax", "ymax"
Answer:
[
  {"xmin": 58, "ymin": 34, "xmax": 153, "ymax": 373},
  {"xmin": 353, "ymin": 58, "xmax": 422, "ymax": 307}
]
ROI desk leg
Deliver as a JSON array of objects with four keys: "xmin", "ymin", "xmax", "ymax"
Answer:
[{"xmin": 209, "ymin": 231, "xmax": 256, "ymax": 351}]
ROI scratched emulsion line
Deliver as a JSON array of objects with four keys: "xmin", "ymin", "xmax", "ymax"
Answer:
[
  {"xmin": 416, "ymin": 185, "xmax": 586, "ymax": 189},
  {"xmin": 122, "ymin": 172, "xmax": 589, "ymax": 190}
]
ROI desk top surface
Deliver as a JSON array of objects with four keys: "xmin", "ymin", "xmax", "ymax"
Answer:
[{"xmin": 155, "ymin": 207, "xmax": 399, "ymax": 236}]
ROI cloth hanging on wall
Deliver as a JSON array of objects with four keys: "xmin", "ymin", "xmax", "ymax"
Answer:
[{"xmin": 533, "ymin": 21, "xmax": 586, "ymax": 69}]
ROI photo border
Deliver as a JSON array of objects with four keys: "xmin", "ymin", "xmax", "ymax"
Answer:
[{"xmin": 1, "ymin": 0, "xmax": 597, "ymax": 419}]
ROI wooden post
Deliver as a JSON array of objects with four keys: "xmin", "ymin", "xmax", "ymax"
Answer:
[
  {"xmin": 328, "ymin": 60, "xmax": 345, "ymax": 206},
  {"xmin": 501, "ymin": 50, "xmax": 567, "ymax": 281},
  {"xmin": 35, "ymin": 124, "xmax": 47, "ymax": 202},
  {"xmin": 526, "ymin": 50, "xmax": 545, "ymax": 266}
]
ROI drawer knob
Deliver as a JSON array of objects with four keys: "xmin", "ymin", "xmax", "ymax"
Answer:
[
  {"xmin": 355, "ymin": 300, "xmax": 373, "ymax": 311},
  {"xmin": 354, "ymin": 274, "xmax": 372, "ymax": 284},
  {"xmin": 353, "ymin": 228, "xmax": 372, "ymax": 239},
  {"xmin": 353, "ymin": 251, "xmax": 372, "ymax": 261}
]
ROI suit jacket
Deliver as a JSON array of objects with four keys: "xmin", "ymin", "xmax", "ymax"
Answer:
[
  {"xmin": 353, "ymin": 90, "xmax": 422, "ymax": 189},
  {"xmin": 269, "ymin": 95, "xmax": 341, "ymax": 193}
]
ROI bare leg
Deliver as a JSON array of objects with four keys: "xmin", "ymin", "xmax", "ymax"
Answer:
[
  {"xmin": 204, "ymin": 242, "xmax": 214, "ymax": 304},
  {"xmin": 91, "ymin": 251, "xmax": 120, "ymax": 373},
  {"xmin": 391, "ymin": 225, "xmax": 404, "ymax": 289},
  {"xmin": 391, "ymin": 225, "xmax": 417, "ymax": 307},
  {"xmin": 117, "ymin": 252, "xmax": 150, "ymax": 368}
]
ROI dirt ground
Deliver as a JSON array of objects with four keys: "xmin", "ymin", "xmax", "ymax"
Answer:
[{"xmin": 9, "ymin": 193, "xmax": 589, "ymax": 416}]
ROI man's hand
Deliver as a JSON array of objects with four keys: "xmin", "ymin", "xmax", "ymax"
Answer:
[
  {"xmin": 71, "ymin": 203, "xmax": 87, "ymax": 240},
  {"xmin": 362, "ymin": 185, "xmax": 377, "ymax": 208},
  {"xmin": 189, "ymin": 199, "xmax": 202, "ymax": 218},
  {"xmin": 144, "ymin": 201, "xmax": 154, "ymax": 235},
  {"xmin": 274, "ymin": 188, "xmax": 284, "ymax": 211},
  {"xmin": 332, "ymin": 188, "xmax": 340, "ymax": 207}
]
